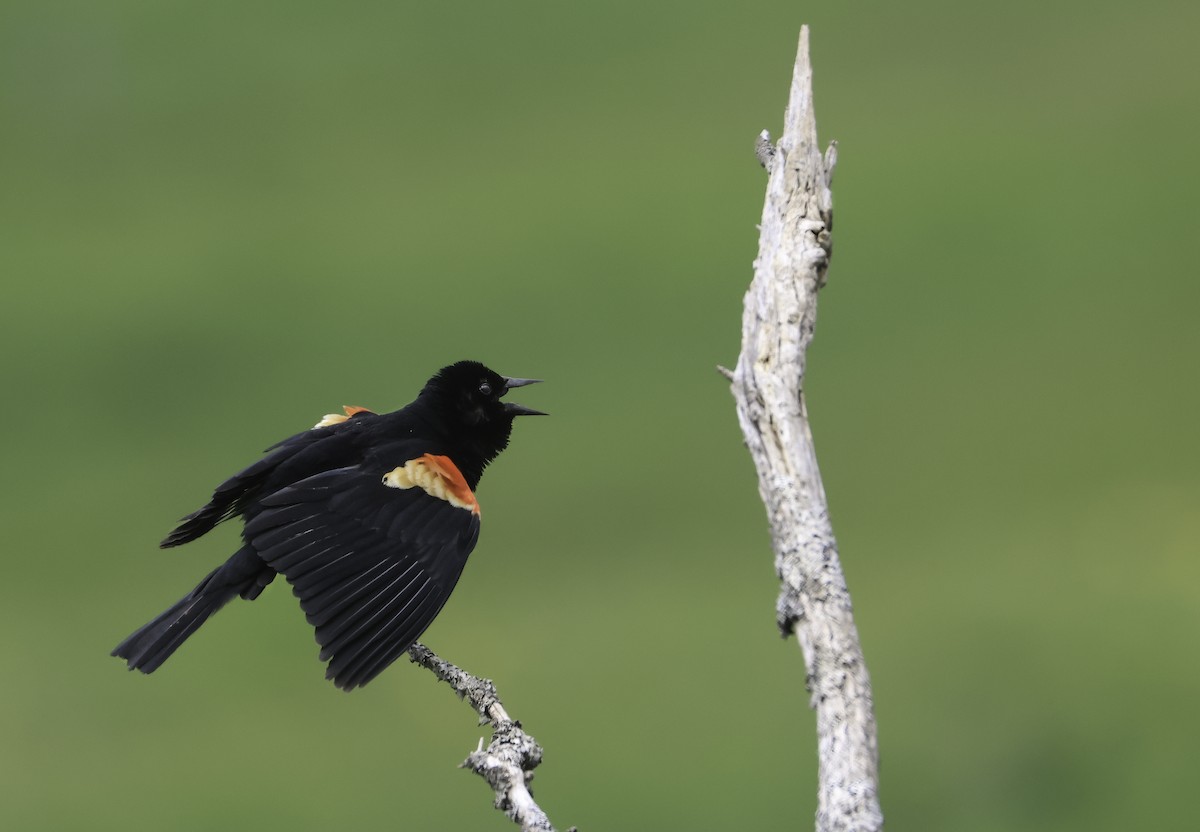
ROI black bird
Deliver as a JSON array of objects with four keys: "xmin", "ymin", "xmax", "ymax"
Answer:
[{"xmin": 113, "ymin": 361, "xmax": 544, "ymax": 690}]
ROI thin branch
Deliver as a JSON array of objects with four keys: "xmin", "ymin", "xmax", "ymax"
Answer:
[
  {"xmin": 407, "ymin": 643, "xmax": 569, "ymax": 832},
  {"xmin": 728, "ymin": 26, "xmax": 883, "ymax": 832}
]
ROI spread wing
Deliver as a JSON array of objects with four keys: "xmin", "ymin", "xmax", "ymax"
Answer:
[{"xmin": 243, "ymin": 463, "xmax": 481, "ymax": 690}]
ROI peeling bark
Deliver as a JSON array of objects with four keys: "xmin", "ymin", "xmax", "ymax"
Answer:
[{"xmin": 726, "ymin": 26, "xmax": 883, "ymax": 832}]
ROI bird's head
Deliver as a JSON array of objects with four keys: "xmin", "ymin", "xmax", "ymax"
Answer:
[{"xmin": 419, "ymin": 360, "xmax": 545, "ymax": 460}]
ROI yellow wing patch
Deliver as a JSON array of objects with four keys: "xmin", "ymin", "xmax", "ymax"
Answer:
[
  {"xmin": 382, "ymin": 454, "xmax": 480, "ymax": 515},
  {"xmin": 313, "ymin": 405, "xmax": 374, "ymax": 429}
]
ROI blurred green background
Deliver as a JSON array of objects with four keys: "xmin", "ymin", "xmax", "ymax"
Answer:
[{"xmin": 3, "ymin": 1, "xmax": 1197, "ymax": 830}]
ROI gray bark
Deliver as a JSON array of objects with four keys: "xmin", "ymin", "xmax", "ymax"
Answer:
[
  {"xmin": 726, "ymin": 26, "xmax": 884, "ymax": 832},
  {"xmin": 407, "ymin": 643, "xmax": 568, "ymax": 832}
]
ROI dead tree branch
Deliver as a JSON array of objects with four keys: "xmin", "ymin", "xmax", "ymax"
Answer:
[
  {"xmin": 407, "ymin": 643, "xmax": 569, "ymax": 832},
  {"xmin": 725, "ymin": 26, "xmax": 883, "ymax": 832}
]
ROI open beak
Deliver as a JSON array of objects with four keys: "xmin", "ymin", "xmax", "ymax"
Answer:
[{"xmin": 502, "ymin": 376, "xmax": 547, "ymax": 416}]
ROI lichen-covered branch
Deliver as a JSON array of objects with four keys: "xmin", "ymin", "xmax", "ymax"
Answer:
[
  {"xmin": 407, "ymin": 643, "xmax": 569, "ymax": 832},
  {"xmin": 725, "ymin": 26, "xmax": 883, "ymax": 832}
]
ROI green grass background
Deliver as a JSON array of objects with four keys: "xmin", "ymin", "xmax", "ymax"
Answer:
[{"xmin": 3, "ymin": 2, "xmax": 1197, "ymax": 830}]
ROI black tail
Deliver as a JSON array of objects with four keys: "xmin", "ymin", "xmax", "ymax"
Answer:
[{"xmin": 112, "ymin": 547, "xmax": 274, "ymax": 674}]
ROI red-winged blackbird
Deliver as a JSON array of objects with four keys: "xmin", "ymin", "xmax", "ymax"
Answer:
[{"xmin": 112, "ymin": 361, "xmax": 544, "ymax": 690}]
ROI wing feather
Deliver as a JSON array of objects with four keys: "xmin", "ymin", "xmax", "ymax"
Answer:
[
  {"xmin": 302, "ymin": 559, "xmax": 397, "ymax": 627},
  {"xmin": 241, "ymin": 505, "xmax": 324, "ymax": 537},
  {"xmin": 288, "ymin": 551, "xmax": 358, "ymax": 592},
  {"xmin": 326, "ymin": 588, "xmax": 442, "ymax": 688},
  {"xmin": 245, "ymin": 465, "xmax": 479, "ymax": 689},
  {"xmin": 266, "ymin": 528, "xmax": 376, "ymax": 572},
  {"xmin": 317, "ymin": 570, "xmax": 427, "ymax": 660}
]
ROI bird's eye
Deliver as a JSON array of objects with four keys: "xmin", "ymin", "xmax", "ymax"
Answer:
[{"xmin": 478, "ymin": 381, "xmax": 493, "ymax": 397}]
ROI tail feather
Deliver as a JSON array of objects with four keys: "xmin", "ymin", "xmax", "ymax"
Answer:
[{"xmin": 112, "ymin": 547, "xmax": 273, "ymax": 674}]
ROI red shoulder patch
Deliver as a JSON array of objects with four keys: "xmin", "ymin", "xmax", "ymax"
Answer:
[
  {"xmin": 313, "ymin": 405, "xmax": 375, "ymax": 429},
  {"xmin": 381, "ymin": 454, "xmax": 480, "ymax": 515},
  {"xmin": 420, "ymin": 455, "xmax": 480, "ymax": 515}
]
